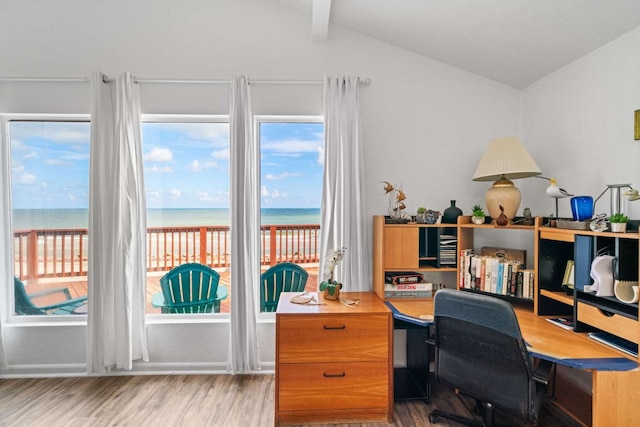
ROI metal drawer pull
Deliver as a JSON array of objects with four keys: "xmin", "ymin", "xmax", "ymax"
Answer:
[
  {"xmin": 323, "ymin": 372, "xmax": 346, "ymax": 378},
  {"xmin": 323, "ymin": 325, "xmax": 346, "ymax": 330}
]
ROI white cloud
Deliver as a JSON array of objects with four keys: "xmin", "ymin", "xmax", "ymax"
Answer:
[
  {"xmin": 47, "ymin": 129, "xmax": 90, "ymax": 143},
  {"xmin": 148, "ymin": 123, "xmax": 229, "ymax": 148},
  {"xmin": 261, "ymin": 185, "xmax": 288, "ymax": 200},
  {"xmin": 145, "ymin": 165, "xmax": 174, "ymax": 173},
  {"xmin": 266, "ymin": 171, "xmax": 301, "ymax": 180},
  {"xmin": 169, "ymin": 189, "xmax": 181, "ymax": 198},
  {"xmin": 262, "ymin": 139, "xmax": 322, "ymax": 155},
  {"xmin": 24, "ymin": 151, "xmax": 37, "ymax": 159},
  {"xmin": 210, "ymin": 148, "xmax": 229, "ymax": 160},
  {"xmin": 14, "ymin": 172, "xmax": 36, "ymax": 184},
  {"xmin": 145, "ymin": 147, "xmax": 173, "ymax": 162},
  {"xmin": 199, "ymin": 192, "xmax": 213, "ymax": 201},
  {"xmin": 45, "ymin": 159, "xmax": 70, "ymax": 166},
  {"xmin": 190, "ymin": 159, "xmax": 218, "ymax": 171},
  {"xmin": 317, "ymin": 146, "xmax": 324, "ymax": 165},
  {"xmin": 10, "ymin": 122, "xmax": 90, "ymax": 145}
]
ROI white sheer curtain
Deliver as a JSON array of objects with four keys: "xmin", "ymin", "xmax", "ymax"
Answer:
[
  {"xmin": 0, "ymin": 119, "xmax": 11, "ymax": 369},
  {"xmin": 320, "ymin": 76, "xmax": 371, "ymax": 292},
  {"xmin": 87, "ymin": 72, "xmax": 149, "ymax": 374},
  {"xmin": 228, "ymin": 75, "xmax": 261, "ymax": 374}
]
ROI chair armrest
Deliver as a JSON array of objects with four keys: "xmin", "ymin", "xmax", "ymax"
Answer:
[
  {"xmin": 39, "ymin": 295, "xmax": 88, "ymax": 311},
  {"xmin": 29, "ymin": 287, "xmax": 73, "ymax": 300},
  {"xmin": 533, "ymin": 359, "xmax": 554, "ymax": 386},
  {"xmin": 215, "ymin": 285, "xmax": 228, "ymax": 301},
  {"xmin": 151, "ymin": 292, "xmax": 166, "ymax": 308}
]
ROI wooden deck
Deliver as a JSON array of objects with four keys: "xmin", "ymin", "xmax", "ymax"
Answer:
[{"xmin": 24, "ymin": 265, "xmax": 319, "ymax": 314}]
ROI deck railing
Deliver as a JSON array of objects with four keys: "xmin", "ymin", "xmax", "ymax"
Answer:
[{"xmin": 14, "ymin": 224, "xmax": 320, "ymax": 281}]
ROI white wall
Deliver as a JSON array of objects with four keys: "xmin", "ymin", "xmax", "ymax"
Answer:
[
  {"xmin": 0, "ymin": 0, "xmax": 521, "ymax": 376},
  {"xmin": 522, "ymin": 27, "xmax": 640, "ymax": 219}
]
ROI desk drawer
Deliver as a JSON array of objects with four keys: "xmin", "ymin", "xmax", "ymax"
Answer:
[
  {"xmin": 577, "ymin": 302, "xmax": 638, "ymax": 344},
  {"xmin": 278, "ymin": 314, "xmax": 389, "ymax": 363},
  {"xmin": 278, "ymin": 361, "xmax": 389, "ymax": 412}
]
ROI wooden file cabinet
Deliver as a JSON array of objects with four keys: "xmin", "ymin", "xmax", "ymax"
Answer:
[{"xmin": 275, "ymin": 292, "xmax": 393, "ymax": 426}]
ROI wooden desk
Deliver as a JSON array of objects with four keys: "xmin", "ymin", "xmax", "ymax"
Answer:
[{"xmin": 388, "ymin": 299, "xmax": 640, "ymax": 426}]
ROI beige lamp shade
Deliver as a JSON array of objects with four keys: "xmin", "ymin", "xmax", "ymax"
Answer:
[{"xmin": 473, "ymin": 137, "xmax": 541, "ymax": 220}]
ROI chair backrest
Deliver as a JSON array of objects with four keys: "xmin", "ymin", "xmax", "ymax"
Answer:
[
  {"xmin": 160, "ymin": 263, "xmax": 221, "ymax": 313},
  {"xmin": 260, "ymin": 262, "xmax": 308, "ymax": 312},
  {"xmin": 433, "ymin": 289, "xmax": 537, "ymax": 422},
  {"xmin": 14, "ymin": 277, "xmax": 46, "ymax": 315}
]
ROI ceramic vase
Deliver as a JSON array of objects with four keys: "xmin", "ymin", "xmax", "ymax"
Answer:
[{"xmin": 442, "ymin": 200, "xmax": 462, "ymax": 224}]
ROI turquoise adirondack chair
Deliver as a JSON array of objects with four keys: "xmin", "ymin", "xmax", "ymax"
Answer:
[
  {"xmin": 14, "ymin": 277, "xmax": 88, "ymax": 315},
  {"xmin": 152, "ymin": 263, "xmax": 228, "ymax": 314},
  {"xmin": 260, "ymin": 262, "xmax": 309, "ymax": 312}
]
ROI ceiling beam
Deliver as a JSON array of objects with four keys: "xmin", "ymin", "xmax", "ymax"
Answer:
[{"xmin": 312, "ymin": 0, "xmax": 331, "ymax": 42}]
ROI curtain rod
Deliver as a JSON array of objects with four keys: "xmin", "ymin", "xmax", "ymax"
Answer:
[
  {"xmin": 135, "ymin": 77, "xmax": 371, "ymax": 85},
  {"xmin": 0, "ymin": 77, "xmax": 89, "ymax": 82},
  {"xmin": 0, "ymin": 76, "xmax": 372, "ymax": 85}
]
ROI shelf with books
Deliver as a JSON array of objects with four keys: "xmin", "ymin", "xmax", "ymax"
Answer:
[
  {"xmin": 373, "ymin": 215, "xmax": 457, "ymax": 301},
  {"xmin": 458, "ymin": 250, "xmax": 533, "ymax": 301},
  {"xmin": 456, "ymin": 215, "xmax": 536, "ymax": 307}
]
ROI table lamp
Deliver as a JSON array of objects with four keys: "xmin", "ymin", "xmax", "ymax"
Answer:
[{"xmin": 472, "ymin": 136, "xmax": 541, "ymax": 220}]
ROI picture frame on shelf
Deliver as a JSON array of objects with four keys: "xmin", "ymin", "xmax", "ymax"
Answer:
[{"xmin": 562, "ymin": 260, "xmax": 575, "ymax": 295}]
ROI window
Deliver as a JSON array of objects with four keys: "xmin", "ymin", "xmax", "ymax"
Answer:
[
  {"xmin": 257, "ymin": 117, "xmax": 324, "ymax": 311},
  {"xmin": 141, "ymin": 117, "xmax": 231, "ymax": 314},
  {"xmin": 10, "ymin": 118, "xmax": 91, "ymax": 316}
]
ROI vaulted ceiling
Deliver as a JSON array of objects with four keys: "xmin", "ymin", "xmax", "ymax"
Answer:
[{"xmin": 273, "ymin": 0, "xmax": 640, "ymax": 89}]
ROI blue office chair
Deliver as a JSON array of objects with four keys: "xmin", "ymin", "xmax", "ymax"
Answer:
[{"xmin": 429, "ymin": 289, "xmax": 553, "ymax": 426}]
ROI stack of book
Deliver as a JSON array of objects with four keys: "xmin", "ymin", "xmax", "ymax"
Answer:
[
  {"xmin": 384, "ymin": 272, "xmax": 432, "ymax": 298},
  {"xmin": 439, "ymin": 233, "xmax": 457, "ymax": 266},
  {"xmin": 458, "ymin": 249, "xmax": 534, "ymax": 300}
]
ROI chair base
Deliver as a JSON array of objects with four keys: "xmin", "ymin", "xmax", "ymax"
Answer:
[{"xmin": 429, "ymin": 400, "xmax": 493, "ymax": 427}]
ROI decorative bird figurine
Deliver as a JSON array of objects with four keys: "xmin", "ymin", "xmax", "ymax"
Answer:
[
  {"xmin": 546, "ymin": 178, "xmax": 573, "ymax": 198},
  {"xmin": 624, "ymin": 188, "xmax": 640, "ymax": 201}
]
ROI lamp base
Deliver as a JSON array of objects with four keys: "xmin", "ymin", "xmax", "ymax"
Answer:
[{"xmin": 485, "ymin": 176, "xmax": 521, "ymax": 220}]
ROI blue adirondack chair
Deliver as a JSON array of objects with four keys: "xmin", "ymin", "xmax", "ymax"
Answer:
[
  {"xmin": 14, "ymin": 277, "xmax": 88, "ymax": 315},
  {"xmin": 152, "ymin": 263, "xmax": 228, "ymax": 314},
  {"xmin": 260, "ymin": 262, "xmax": 309, "ymax": 312}
]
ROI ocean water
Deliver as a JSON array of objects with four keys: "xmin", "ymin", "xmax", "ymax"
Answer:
[{"xmin": 13, "ymin": 208, "xmax": 321, "ymax": 230}]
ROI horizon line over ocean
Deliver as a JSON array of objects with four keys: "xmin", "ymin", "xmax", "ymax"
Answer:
[{"xmin": 13, "ymin": 208, "xmax": 321, "ymax": 230}]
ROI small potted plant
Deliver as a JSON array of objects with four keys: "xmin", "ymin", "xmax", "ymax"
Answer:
[
  {"xmin": 471, "ymin": 205, "xmax": 486, "ymax": 225},
  {"xmin": 609, "ymin": 213, "xmax": 629, "ymax": 233},
  {"xmin": 319, "ymin": 247, "xmax": 347, "ymax": 300}
]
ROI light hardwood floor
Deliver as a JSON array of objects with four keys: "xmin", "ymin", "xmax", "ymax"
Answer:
[{"xmin": 0, "ymin": 374, "xmax": 577, "ymax": 427}]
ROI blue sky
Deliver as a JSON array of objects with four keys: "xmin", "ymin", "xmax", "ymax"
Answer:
[{"xmin": 10, "ymin": 120, "xmax": 324, "ymax": 210}]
